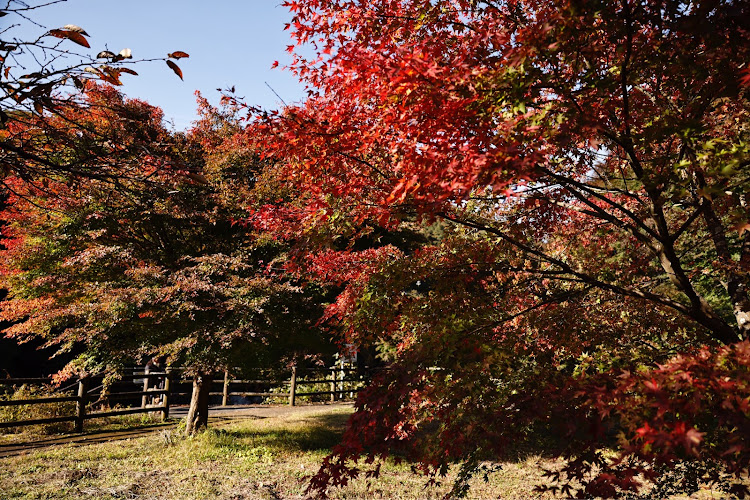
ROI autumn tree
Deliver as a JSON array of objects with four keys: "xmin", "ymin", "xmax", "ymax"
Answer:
[
  {"xmin": 244, "ymin": 0, "xmax": 750, "ymax": 496},
  {"xmin": 0, "ymin": 89, "xmax": 330, "ymax": 434}
]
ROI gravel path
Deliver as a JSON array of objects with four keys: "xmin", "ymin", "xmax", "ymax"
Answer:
[{"xmin": 0, "ymin": 402, "xmax": 353, "ymax": 458}]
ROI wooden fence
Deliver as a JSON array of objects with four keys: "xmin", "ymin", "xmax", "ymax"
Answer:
[
  {"xmin": 0, "ymin": 366, "xmax": 369, "ymax": 433},
  {"xmin": 211, "ymin": 366, "xmax": 368, "ymax": 406},
  {"xmin": 0, "ymin": 372, "xmax": 171, "ymax": 432}
]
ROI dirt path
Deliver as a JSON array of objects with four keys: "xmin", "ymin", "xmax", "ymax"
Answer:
[{"xmin": 0, "ymin": 402, "xmax": 353, "ymax": 459}]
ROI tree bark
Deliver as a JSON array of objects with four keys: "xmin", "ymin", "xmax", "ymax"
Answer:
[
  {"xmin": 701, "ymin": 200, "xmax": 750, "ymax": 340},
  {"xmin": 185, "ymin": 372, "xmax": 213, "ymax": 435}
]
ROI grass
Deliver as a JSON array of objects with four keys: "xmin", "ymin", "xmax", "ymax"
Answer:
[
  {"xmin": 0, "ymin": 406, "xmax": 742, "ymax": 499},
  {"xmin": 0, "ymin": 412, "xmax": 171, "ymax": 446},
  {"xmin": 0, "ymin": 406, "xmax": 559, "ymax": 499}
]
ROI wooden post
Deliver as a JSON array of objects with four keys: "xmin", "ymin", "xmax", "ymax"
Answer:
[
  {"xmin": 330, "ymin": 368, "xmax": 336, "ymax": 402},
  {"xmin": 75, "ymin": 376, "xmax": 89, "ymax": 433},
  {"xmin": 288, "ymin": 366, "xmax": 297, "ymax": 406},
  {"xmin": 339, "ymin": 359, "xmax": 345, "ymax": 400},
  {"xmin": 100, "ymin": 385, "xmax": 110, "ymax": 410},
  {"xmin": 162, "ymin": 369, "xmax": 172, "ymax": 421},
  {"xmin": 222, "ymin": 370, "xmax": 230, "ymax": 407},
  {"xmin": 142, "ymin": 371, "xmax": 151, "ymax": 408}
]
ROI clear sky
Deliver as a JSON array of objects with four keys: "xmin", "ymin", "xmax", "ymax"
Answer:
[{"xmin": 2, "ymin": 0, "xmax": 306, "ymax": 130}]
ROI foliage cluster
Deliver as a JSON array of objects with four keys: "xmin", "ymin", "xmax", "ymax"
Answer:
[
  {"xmin": 240, "ymin": 0, "xmax": 750, "ymax": 496},
  {"xmin": 0, "ymin": 0, "xmax": 188, "ymax": 187}
]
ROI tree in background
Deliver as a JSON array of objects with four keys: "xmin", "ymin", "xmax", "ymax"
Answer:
[
  {"xmin": 0, "ymin": 0, "xmax": 192, "ymax": 384},
  {"xmin": 0, "ymin": 88, "xmax": 330, "ymax": 434},
  {"xmin": 245, "ymin": 0, "xmax": 750, "ymax": 496}
]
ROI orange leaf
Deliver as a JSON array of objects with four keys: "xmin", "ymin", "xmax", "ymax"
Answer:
[
  {"xmin": 168, "ymin": 51, "xmax": 189, "ymax": 59},
  {"xmin": 48, "ymin": 29, "xmax": 90, "ymax": 48},
  {"xmin": 166, "ymin": 60, "xmax": 183, "ymax": 80},
  {"xmin": 100, "ymin": 74, "xmax": 122, "ymax": 86},
  {"xmin": 98, "ymin": 66, "xmax": 123, "ymax": 86},
  {"xmin": 119, "ymin": 67, "xmax": 139, "ymax": 76}
]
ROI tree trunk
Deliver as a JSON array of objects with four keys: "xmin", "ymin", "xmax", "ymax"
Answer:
[
  {"xmin": 701, "ymin": 199, "xmax": 750, "ymax": 340},
  {"xmin": 185, "ymin": 372, "xmax": 213, "ymax": 435}
]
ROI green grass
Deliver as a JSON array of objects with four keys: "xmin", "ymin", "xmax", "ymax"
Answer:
[{"xmin": 0, "ymin": 407, "xmax": 740, "ymax": 499}]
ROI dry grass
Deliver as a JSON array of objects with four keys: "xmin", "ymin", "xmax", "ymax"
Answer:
[
  {"xmin": 0, "ymin": 406, "xmax": 561, "ymax": 499},
  {"xmin": 0, "ymin": 412, "xmax": 170, "ymax": 446},
  {"xmin": 0, "ymin": 406, "xmax": 741, "ymax": 499}
]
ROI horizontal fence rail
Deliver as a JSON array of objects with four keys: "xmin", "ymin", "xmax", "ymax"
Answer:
[
  {"xmin": 0, "ymin": 364, "xmax": 375, "ymax": 433},
  {"xmin": 0, "ymin": 371, "xmax": 171, "ymax": 432}
]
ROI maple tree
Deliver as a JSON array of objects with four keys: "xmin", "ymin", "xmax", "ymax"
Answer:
[
  {"xmin": 242, "ymin": 0, "xmax": 750, "ymax": 496},
  {"xmin": 0, "ymin": 89, "xmax": 330, "ymax": 434}
]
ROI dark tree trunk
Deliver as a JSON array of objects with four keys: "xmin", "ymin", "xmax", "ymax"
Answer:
[{"xmin": 185, "ymin": 372, "xmax": 213, "ymax": 435}]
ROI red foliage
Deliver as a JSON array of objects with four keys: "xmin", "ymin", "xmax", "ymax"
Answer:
[{"xmin": 247, "ymin": 0, "xmax": 750, "ymax": 496}]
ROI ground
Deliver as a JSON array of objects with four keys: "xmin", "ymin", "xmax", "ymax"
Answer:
[
  {"xmin": 0, "ymin": 403, "xmax": 350, "ymax": 459},
  {"xmin": 0, "ymin": 404, "xmax": 737, "ymax": 499}
]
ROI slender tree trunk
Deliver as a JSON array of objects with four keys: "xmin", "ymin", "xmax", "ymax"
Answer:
[
  {"xmin": 701, "ymin": 201, "xmax": 750, "ymax": 340},
  {"xmin": 185, "ymin": 372, "xmax": 213, "ymax": 435}
]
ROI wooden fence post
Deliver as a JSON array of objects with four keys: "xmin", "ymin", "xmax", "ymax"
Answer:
[
  {"xmin": 339, "ymin": 360, "xmax": 345, "ymax": 400},
  {"xmin": 162, "ymin": 369, "xmax": 172, "ymax": 421},
  {"xmin": 101, "ymin": 385, "xmax": 110, "ymax": 410},
  {"xmin": 75, "ymin": 376, "xmax": 89, "ymax": 433},
  {"xmin": 222, "ymin": 370, "xmax": 230, "ymax": 407},
  {"xmin": 142, "ymin": 371, "xmax": 150, "ymax": 408},
  {"xmin": 330, "ymin": 368, "xmax": 336, "ymax": 402},
  {"xmin": 289, "ymin": 366, "xmax": 297, "ymax": 406}
]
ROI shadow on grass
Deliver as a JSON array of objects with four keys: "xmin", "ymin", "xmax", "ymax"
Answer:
[
  {"xmin": 0, "ymin": 420, "xmax": 177, "ymax": 458},
  {"xmin": 207, "ymin": 411, "xmax": 572, "ymax": 466},
  {"xmin": 212, "ymin": 411, "xmax": 351, "ymax": 454}
]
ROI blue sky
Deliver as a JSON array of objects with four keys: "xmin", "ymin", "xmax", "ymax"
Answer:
[{"xmin": 3, "ymin": 0, "xmax": 306, "ymax": 130}]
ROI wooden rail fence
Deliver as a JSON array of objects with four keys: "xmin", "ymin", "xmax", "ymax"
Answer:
[
  {"xmin": 0, "ymin": 366, "xmax": 370, "ymax": 433},
  {"xmin": 0, "ymin": 372, "xmax": 170, "ymax": 432}
]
